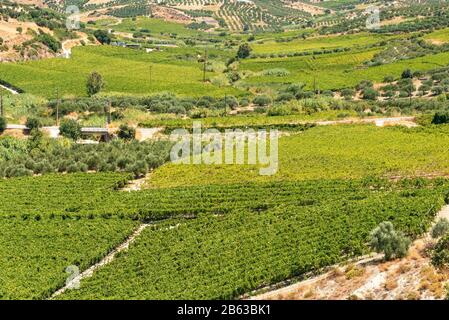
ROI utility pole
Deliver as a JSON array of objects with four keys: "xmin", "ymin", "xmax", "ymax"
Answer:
[
  {"xmin": 56, "ymin": 88, "xmax": 60, "ymax": 126},
  {"xmin": 106, "ymin": 100, "xmax": 111, "ymax": 126},
  {"xmin": 224, "ymin": 94, "xmax": 227, "ymax": 116},
  {"xmin": 203, "ymin": 48, "xmax": 208, "ymax": 83},
  {"xmin": 0, "ymin": 94, "xmax": 3, "ymax": 118}
]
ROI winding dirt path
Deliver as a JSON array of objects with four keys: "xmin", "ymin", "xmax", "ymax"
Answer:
[
  {"xmin": 50, "ymin": 223, "xmax": 152, "ymax": 299},
  {"xmin": 61, "ymin": 33, "xmax": 90, "ymax": 59}
]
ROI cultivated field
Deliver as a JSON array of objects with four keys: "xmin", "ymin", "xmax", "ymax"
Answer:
[{"xmin": 2, "ymin": 0, "xmax": 449, "ymax": 302}]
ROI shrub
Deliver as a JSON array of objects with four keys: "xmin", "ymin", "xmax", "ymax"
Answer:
[
  {"xmin": 322, "ymin": 90, "xmax": 334, "ymax": 97},
  {"xmin": 117, "ymin": 125, "xmax": 136, "ymax": 141},
  {"xmin": 25, "ymin": 117, "xmax": 42, "ymax": 131},
  {"xmin": 283, "ymin": 83, "xmax": 306, "ymax": 99},
  {"xmin": 223, "ymin": 96, "xmax": 238, "ymax": 109},
  {"xmin": 60, "ymin": 119, "xmax": 82, "ymax": 141},
  {"xmin": 86, "ymin": 72, "xmax": 105, "ymax": 97},
  {"xmin": 362, "ymin": 88, "xmax": 379, "ymax": 100},
  {"xmin": 130, "ymin": 160, "xmax": 148, "ymax": 178},
  {"xmin": 341, "ymin": 89, "xmax": 355, "ymax": 100},
  {"xmin": 236, "ymin": 43, "xmax": 251, "ymax": 59},
  {"xmin": 432, "ymin": 234, "xmax": 449, "ymax": 268},
  {"xmin": 432, "ymin": 218, "xmax": 449, "ymax": 239},
  {"xmin": 432, "ymin": 86, "xmax": 444, "ymax": 96},
  {"xmin": 267, "ymin": 106, "xmax": 292, "ymax": 116},
  {"xmin": 276, "ymin": 93, "xmax": 295, "ymax": 102},
  {"xmin": 86, "ymin": 154, "xmax": 101, "ymax": 170},
  {"xmin": 432, "ymin": 112, "xmax": 449, "ymax": 124},
  {"xmin": 369, "ymin": 221, "xmax": 411, "ymax": 260},
  {"xmin": 401, "ymin": 69, "xmax": 413, "ymax": 79},
  {"xmin": 252, "ymin": 95, "xmax": 272, "ymax": 107},
  {"xmin": 36, "ymin": 33, "xmax": 61, "ymax": 52},
  {"xmin": 383, "ymin": 75, "xmax": 395, "ymax": 83},
  {"xmin": 239, "ymin": 98, "xmax": 249, "ymax": 107},
  {"xmin": 0, "ymin": 117, "xmax": 6, "ymax": 133},
  {"xmin": 356, "ymin": 80, "xmax": 373, "ymax": 91},
  {"xmin": 262, "ymin": 68, "xmax": 290, "ymax": 77},
  {"xmin": 93, "ymin": 29, "xmax": 112, "ymax": 44}
]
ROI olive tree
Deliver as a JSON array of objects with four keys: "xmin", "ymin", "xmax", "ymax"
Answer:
[
  {"xmin": 26, "ymin": 117, "xmax": 42, "ymax": 131},
  {"xmin": 117, "ymin": 124, "xmax": 136, "ymax": 141},
  {"xmin": 0, "ymin": 116, "xmax": 6, "ymax": 133},
  {"xmin": 60, "ymin": 119, "xmax": 82, "ymax": 141},
  {"xmin": 236, "ymin": 43, "xmax": 252, "ymax": 59},
  {"xmin": 86, "ymin": 71, "xmax": 105, "ymax": 97},
  {"xmin": 432, "ymin": 218, "xmax": 449, "ymax": 239},
  {"xmin": 369, "ymin": 221, "xmax": 411, "ymax": 260}
]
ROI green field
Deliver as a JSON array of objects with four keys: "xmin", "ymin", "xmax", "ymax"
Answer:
[
  {"xmin": 59, "ymin": 178, "xmax": 446, "ymax": 299},
  {"xmin": 424, "ymin": 28, "xmax": 449, "ymax": 43},
  {"xmin": 241, "ymin": 50, "xmax": 449, "ymax": 90},
  {"xmin": 251, "ymin": 33, "xmax": 398, "ymax": 55},
  {"xmin": 1, "ymin": 124, "xmax": 449, "ymax": 299},
  {"xmin": 0, "ymin": 46, "xmax": 239, "ymax": 98},
  {"xmin": 149, "ymin": 125, "xmax": 449, "ymax": 188},
  {"xmin": 138, "ymin": 110, "xmax": 359, "ymax": 129},
  {"xmin": 0, "ymin": 217, "xmax": 138, "ymax": 299}
]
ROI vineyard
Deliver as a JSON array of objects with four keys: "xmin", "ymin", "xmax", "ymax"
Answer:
[
  {"xmin": 149, "ymin": 125, "xmax": 449, "ymax": 188},
  {"xmin": 59, "ymin": 178, "xmax": 447, "ymax": 299},
  {"xmin": 250, "ymin": 32, "xmax": 400, "ymax": 56},
  {"xmin": 241, "ymin": 49, "xmax": 449, "ymax": 91},
  {"xmin": 2, "ymin": 123, "xmax": 449, "ymax": 299},
  {"xmin": 0, "ymin": 169, "xmax": 448, "ymax": 299},
  {"xmin": 0, "ymin": 216, "xmax": 138, "ymax": 299},
  {"xmin": 3, "ymin": 0, "xmax": 449, "ymax": 303},
  {"xmin": 0, "ymin": 45, "xmax": 240, "ymax": 98}
]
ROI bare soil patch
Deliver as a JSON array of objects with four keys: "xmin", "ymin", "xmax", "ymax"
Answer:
[
  {"xmin": 151, "ymin": 5, "xmax": 192, "ymax": 24},
  {"xmin": 283, "ymin": 0, "xmax": 326, "ymax": 16}
]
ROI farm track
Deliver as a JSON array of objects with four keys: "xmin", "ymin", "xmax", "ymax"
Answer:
[
  {"xmin": 50, "ymin": 223, "xmax": 153, "ymax": 299},
  {"xmin": 3, "ymin": 116, "xmax": 418, "ymax": 136},
  {"xmin": 0, "ymin": 84, "xmax": 19, "ymax": 95}
]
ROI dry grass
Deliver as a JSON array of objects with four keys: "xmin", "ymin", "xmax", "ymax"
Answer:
[
  {"xmin": 385, "ymin": 277, "xmax": 398, "ymax": 290},
  {"xmin": 396, "ymin": 262, "xmax": 412, "ymax": 275},
  {"xmin": 345, "ymin": 264, "xmax": 366, "ymax": 280},
  {"xmin": 405, "ymin": 291, "xmax": 420, "ymax": 300}
]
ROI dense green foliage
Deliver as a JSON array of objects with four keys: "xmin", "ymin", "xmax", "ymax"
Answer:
[
  {"xmin": 149, "ymin": 125, "xmax": 449, "ymax": 188},
  {"xmin": 3, "ymin": 0, "xmax": 449, "ymax": 301},
  {"xmin": 369, "ymin": 221, "xmax": 411, "ymax": 261},
  {"xmin": 0, "ymin": 216, "xmax": 138, "ymax": 299},
  {"xmin": 431, "ymin": 218, "xmax": 449, "ymax": 239},
  {"xmin": 59, "ymin": 178, "xmax": 447, "ymax": 299},
  {"xmin": 0, "ymin": 117, "xmax": 6, "ymax": 133},
  {"xmin": 0, "ymin": 137, "xmax": 172, "ymax": 178},
  {"xmin": 59, "ymin": 119, "xmax": 82, "ymax": 141},
  {"xmin": 86, "ymin": 72, "xmax": 105, "ymax": 97},
  {"xmin": 432, "ymin": 234, "xmax": 449, "ymax": 268}
]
